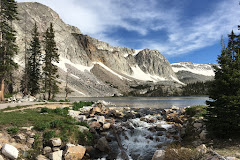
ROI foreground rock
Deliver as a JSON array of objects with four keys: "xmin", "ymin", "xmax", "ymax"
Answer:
[
  {"xmin": 151, "ymin": 150, "xmax": 165, "ymax": 160},
  {"xmin": 1, "ymin": 144, "xmax": 19, "ymax": 159},
  {"xmin": 49, "ymin": 150, "xmax": 63, "ymax": 160},
  {"xmin": 64, "ymin": 145, "xmax": 86, "ymax": 160}
]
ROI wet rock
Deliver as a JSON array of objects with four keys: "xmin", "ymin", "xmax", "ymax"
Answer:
[
  {"xmin": 43, "ymin": 146, "xmax": 52, "ymax": 155},
  {"xmin": 167, "ymin": 127, "xmax": 178, "ymax": 134},
  {"xmin": 87, "ymin": 118, "xmax": 97, "ymax": 124},
  {"xmin": 90, "ymin": 121, "xmax": 101, "ymax": 129},
  {"xmin": 152, "ymin": 150, "xmax": 165, "ymax": 160},
  {"xmin": 36, "ymin": 155, "xmax": 48, "ymax": 160},
  {"xmin": 148, "ymin": 127, "xmax": 156, "ymax": 132},
  {"xmin": 85, "ymin": 146, "xmax": 94, "ymax": 153},
  {"xmin": 124, "ymin": 112, "xmax": 135, "ymax": 119},
  {"xmin": 103, "ymin": 123, "xmax": 111, "ymax": 130},
  {"xmin": 196, "ymin": 144, "xmax": 207, "ymax": 154},
  {"xmin": 64, "ymin": 145, "xmax": 86, "ymax": 160},
  {"xmin": 2, "ymin": 144, "xmax": 19, "ymax": 159},
  {"xmin": 199, "ymin": 130, "xmax": 207, "ymax": 140},
  {"xmin": 193, "ymin": 123, "xmax": 202, "ymax": 129},
  {"xmin": 171, "ymin": 106, "xmax": 180, "ymax": 110},
  {"xmin": 50, "ymin": 138, "xmax": 62, "ymax": 147},
  {"xmin": 49, "ymin": 150, "xmax": 63, "ymax": 160},
  {"xmin": 96, "ymin": 137, "xmax": 110, "ymax": 152},
  {"xmin": 78, "ymin": 126, "xmax": 89, "ymax": 133},
  {"xmin": 90, "ymin": 107, "xmax": 101, "ymax": 115},
  {"xmin": 96, "ymin": 116, "xmax": 105, "ymax": 124},
  {"xmin": 155, "ymin": 125, "xmax": 167, "ymax": 132}
]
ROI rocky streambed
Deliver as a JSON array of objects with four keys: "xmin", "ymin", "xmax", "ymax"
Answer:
[{"xmin": 0, "ymin": 101, "xmax": 238, "ymax": 160}]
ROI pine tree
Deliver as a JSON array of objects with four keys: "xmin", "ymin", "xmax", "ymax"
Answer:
[
  {"xmin": 0, "ymin": 0, "xmax": 18, "ymax": 101},
  {"xmin": 27, "ymin": 23, "xmax": 42, "ymax": 96},
  {"xmin": 43, "ymin": 23, "xmax": 59, "ymax": 100},
  {"xmin": 206, "ymin": 30, "xmax": 240, "ymax": 138}
]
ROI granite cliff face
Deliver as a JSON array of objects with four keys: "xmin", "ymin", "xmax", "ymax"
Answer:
[{"xmin": 13, "ymin": 2, "xmax": 182, "ymax": 97}]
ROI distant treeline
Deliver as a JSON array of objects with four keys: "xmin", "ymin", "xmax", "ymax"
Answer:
[{"xmin": 181, "ymin": 81, "xmax": 211, "ymax": 96}]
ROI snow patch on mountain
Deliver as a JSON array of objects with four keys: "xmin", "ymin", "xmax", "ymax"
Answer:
[
  {"xmin": 56, "ymin": 57, "xmax": 93, "ymax": 72},
  {"xmin": 129, "ymin": 65, "xmax": 166, "ymax": 82},
  {"xmin": 171, "ymin": 62, "xmax": 215, "ymax": 77}
]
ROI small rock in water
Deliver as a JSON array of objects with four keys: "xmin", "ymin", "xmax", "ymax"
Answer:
[
  {"xmin": 96, "ymin": 137, "xmax": 110, "ymax": 152},
  {"xmin": 103, "ymin": 123, "xmax": 111, "ymax": 130},
  {"xmin": 90, "ymin": 121, "xmax": 101, "ymax": 129},
  {"xmin": 152, "ymin": 150, "xmax": 165, "ymax": 160},
  {"xmin": 196, "ymin": 144, "xmax": 207, "ymax": 154}
]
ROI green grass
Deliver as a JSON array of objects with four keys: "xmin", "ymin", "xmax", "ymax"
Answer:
[
  {"xmin": 7, "ymin": 127, "xmax": 19, "ymax": 134},
  {"xmin": 0, "ymin": 106, "xmax": 94, "ymax": 146},
  {"xmin": 72, "ymin": 101, "xmax": 94, "ymax": 111},
  {"xmin": 0, "ymin": 109, "xmax": 68, "ymax": 127},
  {"xmin": 185, "ymin": 105, "xmax": 207, "ymax": 118}
]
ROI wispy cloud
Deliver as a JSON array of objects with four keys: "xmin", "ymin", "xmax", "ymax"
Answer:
[
  {"xmin": 147, "ymin": 0, "xmax": 240, "ymax": 55},
  {"xmin": 17, "ymin": 0, "xmax": 240, "ymax": 57}
]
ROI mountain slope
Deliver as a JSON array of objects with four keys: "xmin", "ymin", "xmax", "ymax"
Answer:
[
  {"xmin": 12, "ymin": 2, "xmax": 182, "ymax": 97},
  {"xmin": 171, "ymin": 62, "xmax": 216, "ymax": 84}
]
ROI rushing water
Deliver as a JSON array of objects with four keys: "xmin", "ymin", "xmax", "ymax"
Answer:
[{"xmin": 67, "ymin": 96, "xmax": 208, "ymax": 108}]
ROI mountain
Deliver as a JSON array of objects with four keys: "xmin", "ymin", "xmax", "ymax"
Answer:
[
  {"xmin": 12, "ymin": 2, "xmax": 182, "ymax": 97},
  {"xmin": 171, "ymin": 62, "xmax": 217, "ymax": 84}
]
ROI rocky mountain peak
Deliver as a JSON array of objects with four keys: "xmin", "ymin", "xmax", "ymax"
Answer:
[{"xmin": 13, "ymin": 2, "xmax": 181, "ymax": 97}]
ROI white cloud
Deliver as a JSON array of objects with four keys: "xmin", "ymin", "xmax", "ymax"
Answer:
[
  {"xmin": 147, "ymin": 0, "xmax": 240, "ymax": 55},
  {"xmin": 16, "ymin": 0, "xmax": 240, "ymax": 57}
]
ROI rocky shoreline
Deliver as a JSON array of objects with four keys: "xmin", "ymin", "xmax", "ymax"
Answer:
[{"xmin": 0, "ymin": 102, "xmax": 239, "ymax": 160}]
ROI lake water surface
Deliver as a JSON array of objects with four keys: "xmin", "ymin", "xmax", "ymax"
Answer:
[{"xmin": 68, "ymin": 96, "xmax": 209, "ymax": 109}]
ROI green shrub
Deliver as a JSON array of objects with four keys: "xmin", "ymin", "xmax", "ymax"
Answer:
[
  {"xmin": 59, "ymin": 99, "xmax": 70, "ymax": 102},
  {"xmin": 43, "ymin": 130, "xmax": 56, "ymax": 141},
  {"xmin": 40, "ymin": 107, "xmax": 51, "ymax": 113},
  {"xmin": 53, "ymin": 108, "xmax": 68, "ymax": 116},
  {"xmin": 72, "ymin": 101, "xmax": 94, "ymax": 111},
  {"xmin": 76, "ymin": 121, "xmax": 89, "ymax": 128},
  {"xmin": 34, "ymin": 122, "xmax": 50, "ymax": 131},
  {"xmin": 78, "ymin": 131, "xmax": 94, "ymax": 145},
  {"xmin": 185, "ymin": 105, "xmax": 207, "ymax": 118},
  {"xmin": 40, "ymin": 107, "xmax": 69, "ymax": 116},
  {"xmin": 7, "ymin": 127, "xmax": 19, "ymax": 134},
  {"xmin": 50, "ymin": 120, "xmax": 64, "ymax": 128}
]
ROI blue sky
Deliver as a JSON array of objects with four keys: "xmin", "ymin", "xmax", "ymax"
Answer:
[{"xmin": 17, "ymin": 0, "xmax": 240, "ymax": 64}]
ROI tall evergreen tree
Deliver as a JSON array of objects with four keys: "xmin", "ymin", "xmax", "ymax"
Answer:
[
  {"xmin": 43, "ymin": 23, "xmax": 59, "ymax": 100},
  {"xmin": 26, "ymin": 23, "xmax": 42, "ymax": 96},
  {"xmin": 0, "ymin": 0, "xmax": 18, "ymax": 101},
  {"xmin": 206, "ymin": 30, "xmax": 240, "ymax": 138}
]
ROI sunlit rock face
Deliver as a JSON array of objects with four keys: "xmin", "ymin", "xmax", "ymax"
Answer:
[{"xmin": 13, "ymin": 2, "xmax": 180, "ymax": 97}]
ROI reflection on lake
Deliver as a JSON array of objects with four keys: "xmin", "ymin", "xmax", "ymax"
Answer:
[{"xmin": 67, "ymin": 97, "xmax": 208, "ymax": 109}]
